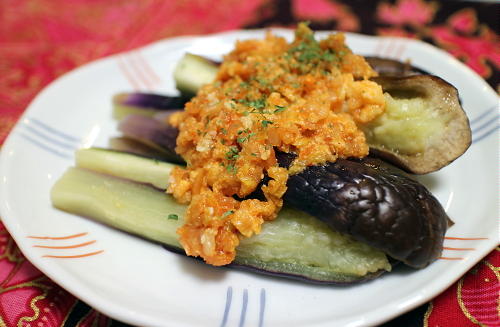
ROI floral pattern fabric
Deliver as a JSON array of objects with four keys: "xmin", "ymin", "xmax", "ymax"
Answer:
[{"xmin": 0, "ymin": 0, "xmax": 498, "ymax": 326}]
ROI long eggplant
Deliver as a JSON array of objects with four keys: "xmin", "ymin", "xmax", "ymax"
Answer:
[
  {"xmin": 284, "ymin": 157, "xmax": 448, "ymax": 268},
  {"xmin": 52, "ymin": 149, "xmax": 391, "ymax": 284},
  {"xmin": 72, "ymin": 148, "xmax": 449, "ymax": 268}
]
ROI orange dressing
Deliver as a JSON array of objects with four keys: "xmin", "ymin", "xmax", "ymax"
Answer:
[{"xmin": 168, "ymin": 24, "xmax": 385, "ymax": 266}]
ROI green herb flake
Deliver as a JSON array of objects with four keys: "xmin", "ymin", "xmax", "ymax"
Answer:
[
  {"xmin": 261, "ymin": 120, "xmax": 274, "ymax": 128},
  {"xmin": 256, "ymin": 77, "xmax": 269, "ymax": 86},
  {"xmin": 225, "ymin": 146, "xmax": 240, "ymax": 160},
  {"xmin": 222, "ymin": 210, "xmax": 235, "ymax": 218},
  {"xmin": 274, "ymin": 105, "xmax": 287, "ymax": 113},
  {"xmin": 168, "ymin": 214, "xmax": 179, "ymax": 220},
  {"xmin": 237, "ymin": 132, "xmax": 256, "ymax": 144},
  {"xmin": 226, "ymin": 163, "xmax": 237, "ymax": 174}
]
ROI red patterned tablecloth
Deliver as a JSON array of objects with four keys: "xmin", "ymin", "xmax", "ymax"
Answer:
[{"xmin": 0, "ymin": 1, "xmax": 498, "ymax": 326}]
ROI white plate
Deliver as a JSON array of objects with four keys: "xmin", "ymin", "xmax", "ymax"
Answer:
[{"xmin": 1, "ymin": 29, "xmax": 498, "ymax": 327}]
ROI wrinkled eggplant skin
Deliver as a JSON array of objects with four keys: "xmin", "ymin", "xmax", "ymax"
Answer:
[{"xmin": 284, "ymin": 157, "xmax": 448, "ymax": 268}]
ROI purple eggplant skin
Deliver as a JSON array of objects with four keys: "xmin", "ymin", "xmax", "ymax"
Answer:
[
  {"xmin": 113, "ymin": 93, "xmax": 187, "ymax": 120},
  {"xmin": 365, "ymin": 57, "xmax": 428, "ymax": 76},
  {"xmin": 116, "ymin": 92, "xmax": 188, "ymax": 109},
  {"xmin": 283, "ymin": 157, "xmax": 448, "ymax": 269},
  {"xmin": 118, "ymin": 114, "xmax": 184, "ymax": 164}
]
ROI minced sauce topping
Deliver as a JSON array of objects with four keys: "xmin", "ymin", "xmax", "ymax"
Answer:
[{"xmin": 167, "ymin": 23, "xmax": 385, "ymax": 266}]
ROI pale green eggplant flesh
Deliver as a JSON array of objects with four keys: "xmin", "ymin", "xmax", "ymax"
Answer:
[{"xmin": 53, "ymin": 148, "xmax": 391, "ymax": 284}]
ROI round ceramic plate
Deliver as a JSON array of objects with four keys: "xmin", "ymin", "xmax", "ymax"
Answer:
[{"xmin": 0, "ymin": 29, "xmax": 498, "ymax": 327}]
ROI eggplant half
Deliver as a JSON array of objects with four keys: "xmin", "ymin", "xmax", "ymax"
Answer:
[
  {"xmin": 116, "ymin": 55, "xmax": 472, "ymax": 175},
  {"xmin": 283, "ymin": 157, "xmax": 448, "ymax": 268},
  {"xmin": 364, "ymin": 75, "xmax": 471, "ymax": 174},
  {"xmin": 52, "ymin": 148, "xmax": 392, "ymax": 284},
  {"xmin": 171, "ymin": 53, "xmax": 471, "ymax": 174}
]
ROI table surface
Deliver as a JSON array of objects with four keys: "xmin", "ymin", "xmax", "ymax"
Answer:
[{"xmin": 0, "ymin": 0, "xmax": 498, "ymax": 326}]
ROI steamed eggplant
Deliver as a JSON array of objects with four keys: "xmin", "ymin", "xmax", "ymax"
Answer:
[
  {"xmin": 172, "ymin": 53, "xmax": 471, "ymax": 174},
  {"xmin": 284, "ymin": 157, "xmax": 448, "ymax": 268},
  {"xmin": 52, "ymin": 149, "xmax": 391, "ymax": 284},
  {"xmin": 50, "ymin": 49, "xmax": 468, "ymax": 284},
  {"xmin": 113, "ymin": 112, "xmax": 453, "ymax": 267}
]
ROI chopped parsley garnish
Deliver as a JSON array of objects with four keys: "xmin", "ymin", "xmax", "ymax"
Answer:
[
  {"xmin": 274, "ymin": 105, "xmax": 287, "ymax": 113},
  {"xmin": 261, "ymin": 120, "xmax": 274, "ymax": 128},
  {"xmin": 285, "ymin": 25, "xmax": 342, "ymax": 74},
  {"xmin": 222, "ymin": 210, "xmax": 235, "ymax": 218},
  {"xmin": 168, "ymin": 214, "xmax": 179, "ymax": 220},
  {"xmin": 226, "ymin": 163, "xmax": 237, "ymax": 174},
  {"xmin": 225, "ymin": 146, "xmax": 240, "ymax": 160},
  {"xmin": 244, "ymin": 98, "xmax": 266, "ymax": 110},
  {"xmin": 237, "ymin": 132, "xmax": 256, "ymax": 144}
]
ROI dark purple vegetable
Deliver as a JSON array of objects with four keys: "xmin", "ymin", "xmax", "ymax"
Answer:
[
  {"xmin": 283, "ymin": 157, "xmax": 448, "ymax": 268},
  {"xmin": 365, "ymin": 56, "xmax": 428, "ymax": 76},
  {"xmin": 113, "ymin": 92, "xmax": 187, "ymax": 120},
  {"xmin": 118, "ymin": 114, "xmax": 183, "ymax": 164},
  {"xmin": 116, "ymin": 92, "xmax": 187, "ymax": 109}
]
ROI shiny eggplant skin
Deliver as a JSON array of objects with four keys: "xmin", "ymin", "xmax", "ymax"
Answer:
[{"xmin": 283, "ymin": 157, "xmax": 449, "ymax": 268}]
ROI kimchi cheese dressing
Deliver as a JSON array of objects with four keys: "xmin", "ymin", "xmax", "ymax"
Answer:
[{"xmin": 167, "ymin": 24, "xmax": 385, "ymax": 266}]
